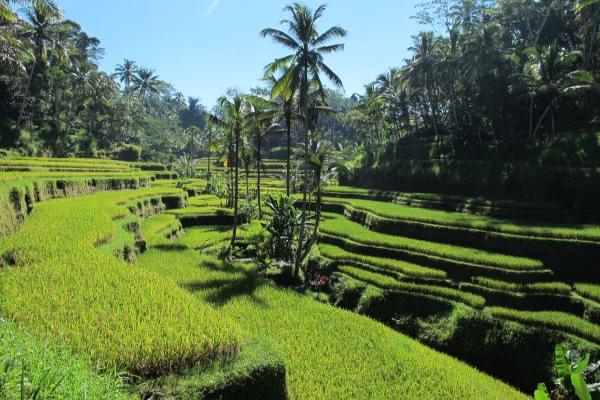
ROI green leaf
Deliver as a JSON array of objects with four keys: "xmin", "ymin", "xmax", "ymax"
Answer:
[
  {"xmin": 577, "ymin": 0, "xmax": 600, "ymax": 13},
  {"xmin": 573, "ymin": 353, "xmax": 590, "ymax": 374},
  {"xmin": 555, "ymin": 345, "xmax": 571, "ymax": 379},
  {"xmin": 571, "ymin": 373, "xmax": 592, "ymax": 400},
  {"xmin": 534, "ymin": 383, "xmax": 551, "ymax": 400}
]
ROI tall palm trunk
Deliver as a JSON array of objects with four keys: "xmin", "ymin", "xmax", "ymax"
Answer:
[
  {"xmin": 206, "ymin": 129, "xmax": 212, "ymax": 191},
  {"xmin": 256, "ymin": 131, "xmax": 263, "ymax": 217},
  {"xmin": 228, "ymin": 139, "xmax": 234, "ymax": 207},
  {"xmin": 529, "ymin": 97, "xmax": 535, "ymax": 139},
  {"xmin": 294, "ymin": 70, "xmax": 309, "ymax": 280},
  {"xmin": 230, "ymin": 126, "xmax": 240, "ymax": 251},
  {"xmin": 245, "ymin": 167, "xmax": 249, "ymax": 195},
  {"xmin": 312, "ymin": 174, "xmax": 323, "ymax": 244},
  {"xmin": 426, "ymin": 74, "xmax": 439, "ymax": 138},
  {"xmin": 17, "ymin": 63, "xmax": 36, "ymax": 129},
  {"xmin": 285, "ymin": 110, "xmax": 292, "ymax": 197}
]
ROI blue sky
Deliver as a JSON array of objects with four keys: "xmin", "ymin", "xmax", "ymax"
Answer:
[{"xmin": 58, "ymin": 0, "xmax": 422, "ymax": 108}]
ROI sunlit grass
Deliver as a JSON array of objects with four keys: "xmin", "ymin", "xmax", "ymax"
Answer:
[
  {"xmin": 320, "ymin": 213, "xmax": 543, "ymax": 270},
  {"xmin": 574, "ymin": 283, "xmax": 600, "ymax": 303},
  {"xmin": 487, "ymin": 307, "xmax": 600, "ymax": 344},
  {"xmin": 320, "ymin": 195, "xmax": 600, "ymax": 242},
  {"xmin": 0, "ymin": 188, "xmax": 241, "ymax": 376},
  {"xmin": 319, "ymin": 243, "xmax": 446, "ymax": 279},
  {"xmin": 138, "ymin": 223, "xmax": 526, "ymax": 399},
  {"xmin": 338, "ymin": 265, "xmax": 485, "ymax": 308}
]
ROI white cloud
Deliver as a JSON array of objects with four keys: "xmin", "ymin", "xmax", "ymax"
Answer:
[{"xmin": 203, "ymin": 0, "xmax": 223, "ymax": 17}]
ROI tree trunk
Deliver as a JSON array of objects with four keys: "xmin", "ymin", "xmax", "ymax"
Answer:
[
  {"xmin": 228, "ymin": 140, "xmax": 234, "ymax": 207},
  {"xmin": 294, "ymin": 70, "xmax": 309, "ymax": 280},
  {"xmin": 532, "ymin": 99, "xmax": 555, "ymax": 139},
  {"xmin": 246, "ymin": 168, "xmax": 249, "ymax": 195},
  {"xmin": 17, "ymin": 63, "xmax": 36, "ymax": 130},
  {"xmin": 294, "ymin": 123, "xmax": 309, "ymax": 280},
  {"xmin": 207, "ymin": 129, "xmax": 212, "ymax": 189},
  {"xmin": 426, "ymin": 74, "xmax": 439, "ymax": 139},
  {"xmin": 286, "ymin": 112, "xmax": 292, "ymax": 197},
  {"xmin": 230, "ymin": 127, "xmax": 240, "ymax": 251},
  {"xmin": 312, "ymin": 177, "xmax": 322, "ymax": 244},
  {"xmin": 551, "ymin": 108, "xmax": 555, "ymax": 137},
  {"xmin": 529, "ymin": 96, "xmax": 535, "ymax": 139},
  {"xmin": 257, "ymin": 132, "xmax": 262, "ymax": 218}
]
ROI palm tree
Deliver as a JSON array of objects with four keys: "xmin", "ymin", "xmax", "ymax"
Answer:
[
  {"xmin": 180, "ymin": 96, "xmax": 205, "ymax": 129},
  {"xmin": 246, "ymin": 94, "xmax": 281, "ymax": 217},
  {"xmin": 18, "ymin": 0, "xmax": 66, "ymax": 127},
  {"xmin": 404, "ymin": 32, "xmax": 440, "ymax": 138},
  {"xmin": 204, "ymin": 114, "xmax": 217, "ymax": 189},
  {"xmin": 211, "ymin": 91, "xmax": 248, "ymax": 254},
  {"xmin": 262, "ymin": 2, "xmax": 346, "ymax": 278},
  {"xmin": 112, "ymin": 59, "xmax": 137, "ymax": 94},
  {"xmin": 265, "ymin": 70, "xmax": 296, "ymax": 196},
  {"xmin": 132, "ymin": 67, "xmax": 161, "ymax": 100},
  {"xmin": 0, "ymin": 0, "xmax": 27, "ymax": 72}
]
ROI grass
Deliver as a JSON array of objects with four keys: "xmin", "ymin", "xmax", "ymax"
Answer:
[
  {"xmin": 0, "ymin": 187, "xmax": 241, "ymax": 376},
  {"xmin": 320, "ymin": 213, "xmax": 544, "ymax": 271},
  {"xmin": 319, "ymin": 243, "xmax": 446, "ymax": 279},
  {"xmin": 575, "ymin": 283, "xmax": 600, "ymax": 303},
  {"xmin": 487, "ymin": 307, "xmax": 600, "ymax": 344},
  {"xmin": 338, "ymin": 265, "xmax": 486, "ymax": 308},
  {"xmin": 140, "ymin": 214, "xmax": 182, "ymax": 246},
  {"xmin": 472, "ymin": 276, "xmax": 572, "ymax": 295},
  {"xmin": 138, "ymin": 223, "xmax": 526, "ymax": 399},
  {"xmin": 324, "ymin": 185, "xmax": 557, "ymax": 210},
  {"xmin": 0, "ymin": 320, "xmax": 128, "ymax": 399},
  {"xmin": 320, "ymin": 195, "xmax": 600, "ymax": 242},
  {"xmin": 0, "ymin": 159, "xmax": 131, "ymax": 171}
]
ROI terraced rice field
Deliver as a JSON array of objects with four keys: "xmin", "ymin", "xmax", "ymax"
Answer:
[{"xmin": 0, "ymin": 156, "xmax": 598, "ymax": 398}]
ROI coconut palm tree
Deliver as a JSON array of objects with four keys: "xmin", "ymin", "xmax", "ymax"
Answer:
[
  {"xmin": 246, "ymin": 94, "xmax": 281, "ymax": 217},
  {"xmin": 262, "ymin": 2, "xmax": 346, "ymax": 278},
  {"xmin": 403, "ymin": 32, "xmax": 440, "ymax": 138},
  {"xmin": 211, "ymin": 90, "xmax": 248, "ymax": 254},
  {"xmin": 17, "ymin": 0, "xmax": 66, "ymax": 127},
  {"xmin": 0, "ymin": 0, "xmax": 27, "ymax": 72},
  {"xmin": 265, "ymin": 70, "xmax": 296, "ymax": 196},
  {"xmin": 112, "ymin": 59, "xmax": 137, "ymax": 94},
  {"xmin": 132, "ymin": 67, "xmax": 161, "ymax": 101},
  {"xmin": 204, "ymin": 114, "xmax": 217, "ymax": 189}
]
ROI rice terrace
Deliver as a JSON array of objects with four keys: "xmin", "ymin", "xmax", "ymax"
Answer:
[{"xmin": 1, "ymin": 0, "xmax": 600, "ymax": 399}]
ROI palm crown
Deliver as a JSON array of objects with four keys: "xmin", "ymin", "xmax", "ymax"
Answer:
[{"xmin": 261, "ymin": 3, "xmax": 346, "ymax": 115}]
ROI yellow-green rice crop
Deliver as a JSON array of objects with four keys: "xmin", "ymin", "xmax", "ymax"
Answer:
[
  {"xmin": 574, "ymin": 283, "xmax": 600, "ymax": 303},
  {"xmin": 487, "ymin": 307, "xmax": 600, "ymax": 344},
  {"xmin": 472, "ymin": 276, "xmax": 572, "ymax": 295},
  {"xmin": 319, "ymin": 243, "xmax": 446, "ymax": 279},
  {"xmin": 0, "ymin": 188, "xmax": 240, "ymax": 376},
  {"xmin": 320, "ymin": 213, "xmax": 543, "ymax": 270},
  {"xmin": 321, "ymin": 196, "xmax": 600, "ymax": 242},
  {"xmin": 138, "ymin": 223, "xmax": 526, "ymax": 399},
  {"xmin": 338, "ymin": 265, "xmax": 485, "ymax": 308}
]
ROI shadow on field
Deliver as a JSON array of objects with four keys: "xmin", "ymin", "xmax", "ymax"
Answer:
[
  {"xmin": 154, "ymin": 243, "xmax": 188, "ymax": 252},
  {"xmin": 185, "ymin": 263, "xmax": 268, "ymax": 308}
]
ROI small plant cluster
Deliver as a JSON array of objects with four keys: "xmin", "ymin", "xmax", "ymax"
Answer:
[
  {"xmin": 208, "ymin": 172, "xmax": 230, "ymax": 206},
  {"xmin": 535, "ymin": 345, "xmax": 599, "ymax": 400},
  {"xmin": 262, "ymin": 195, "xmax": 300, "ymax": 264}
]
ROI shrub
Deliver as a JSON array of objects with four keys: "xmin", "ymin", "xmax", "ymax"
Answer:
[
  {"xmin": 0, "ymin": 320, "xmax": 127, "ymax": 399},
  {"xmin": 114, "ymin": 144, "xmax": 142, "ymax": 162},
  {"xmin": 262, "ymin": 195, "xmax": 300, "ymax": 264},
  {"xmin": 138, "ymin": 338, "xmax": 287, "ymax": 400},
  {"xmin": 239, "ymin": 196, "xmax": 260, "ymax": 223},
  {"xmin": 330, "ymin": 272, "xmax": 367, "ymax": 309}
]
